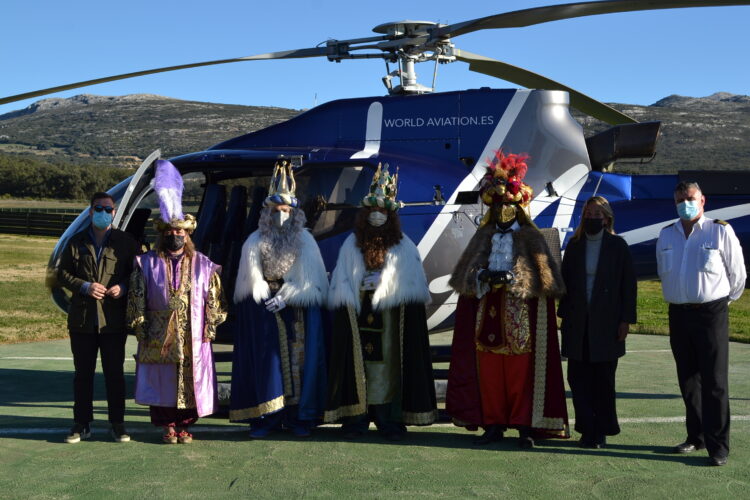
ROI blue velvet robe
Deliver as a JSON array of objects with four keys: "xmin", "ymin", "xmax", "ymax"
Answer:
[{"xmin": 229, "ymin": 295, "xmax": 327, "ymax": 423}]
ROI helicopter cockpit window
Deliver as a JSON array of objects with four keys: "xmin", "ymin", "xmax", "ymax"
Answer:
[{"xmin": 213, "ymin": 164, "xmax": 372, "ymax": 241}]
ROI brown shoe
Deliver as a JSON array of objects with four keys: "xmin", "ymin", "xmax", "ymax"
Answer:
[
  {"xmin": 162, "ymin": 427, "xmax": 178, "ymax": 445},
  {"xmin": 178, "ymin": 430, "xmax": 193, "ymax": 444}
]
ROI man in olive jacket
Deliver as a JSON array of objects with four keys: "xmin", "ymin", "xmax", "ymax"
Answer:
[{"xmin": 57, "ymin": 192, "xmax": 138, "ymax": 443}]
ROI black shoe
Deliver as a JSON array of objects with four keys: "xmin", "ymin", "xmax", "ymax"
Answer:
[
  {"xmin": 110, "ymin": 423, "xmax": 130, "ymax": 443},
  {"xmin": 473, "ymin": 426, "xmax": 504, "ymax": 445},
  {"xmin": 65, "ymin": 423, "xmax": 91, "ymax": 444},
  {"xmin": 518, "ymin": 436, "xmax": 535, "ymax": 449},
  {"xmin": 672, "ymin": 441, "xmax": 705, "ymax": 454},
  {"xmin": 709, "ymin": 455, "xmax": 728, "ymax": 466},
  {"xmin": 384, "ymin": 431, "xmax": 406, "ymax": 442},
  {"xmin": 579, "ymin": 435, "xmax": 601, "ymax": 449},
  {"xmin": 596, "ymin": 435, "xmax": 606, "ymax": 448},
  {"xmin": 343, "ymin": 430, "xmax": 365, "ymax": 440}
]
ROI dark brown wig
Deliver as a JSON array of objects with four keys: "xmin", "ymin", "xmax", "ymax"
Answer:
[{"xmin": 354, "ymin": 207, "xmax": 403, "ymax": 270}]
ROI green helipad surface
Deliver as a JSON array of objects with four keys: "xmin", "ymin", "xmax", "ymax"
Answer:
[{"xmin": 1, "ymin": 334, "xmax": 749, "ymax": 499}]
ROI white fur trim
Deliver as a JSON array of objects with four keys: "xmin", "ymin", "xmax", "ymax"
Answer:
[
  {"xmin": 233, "ymin": 231, "xmax": 271, "ymax": 304},
  {"xmin": 275, "ymin": 230, "xmax": 328, "ymax": 308},
  {"xmin": 234, "ymin": 230, "xmax": 328, "ymax": 307},
  {"xmin": 328, "ymin": 233, "xmax": 430, "ymax": 312}
]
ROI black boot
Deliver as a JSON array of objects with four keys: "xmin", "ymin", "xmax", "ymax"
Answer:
[
  {"xmin": 518, "ymin": 427, "xmax": 535, "ymax": 449},
  {"xmin": 474, "ymin": 425, "xmax": 505, "ymax": 445}
]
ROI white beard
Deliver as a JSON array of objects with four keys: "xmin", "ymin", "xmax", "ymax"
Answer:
[{"xmin": 257, "ymin": 207, "xmax": 307, "ymax": 281}]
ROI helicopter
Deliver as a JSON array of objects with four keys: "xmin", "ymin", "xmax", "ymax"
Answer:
[{"xmin": 2, "ymin": 0, "xmax": 749, "ymax": 338}]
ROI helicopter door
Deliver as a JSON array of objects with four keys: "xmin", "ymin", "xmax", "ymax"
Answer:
[{"xmin": 113, "ymin": 149, "xmax": 161, "ymax": 236}]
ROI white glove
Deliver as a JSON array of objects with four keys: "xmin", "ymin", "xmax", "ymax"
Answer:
[
  {"xmin": 264, "ymin": 296, "xmax": 286, "ymax": 313},
  {"xmin": 362, "ymin": 271, "xmax": 382, "ymax": 291}
]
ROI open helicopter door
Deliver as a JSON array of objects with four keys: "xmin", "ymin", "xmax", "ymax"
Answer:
[{"xmin": 113, "ymin": 149, "xmax": 162, "ymax": 247}]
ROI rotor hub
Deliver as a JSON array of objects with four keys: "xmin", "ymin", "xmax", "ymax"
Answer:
[{"xmin": 372, "ymin": 20, "xmax": 444, "ymax": 38}]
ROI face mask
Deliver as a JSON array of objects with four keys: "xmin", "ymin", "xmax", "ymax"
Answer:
[
  {"xmin": 272, "ymin": 210, "xmax": 290, "ymax": 228},
  {"xmin": 677, "ymin": 200, "xmax": 700, "ymax": 221},
  {"xmin": 583, "ymin": 218, "xmax": 604, "ymax": 235},
  {"xmin": 165, "ymin": 234, "xmax": 185, "ymax": 252},
  {"xmin": 368, "ymin": 211, "xmax": 388, "ymax": 227},
  {"xmin": 498, "ymin": 204, "xmax": 517, "ymax": 224},
  {"xmin": 92, "ymin": 211, "xmax": 113, "ymax": 230}
]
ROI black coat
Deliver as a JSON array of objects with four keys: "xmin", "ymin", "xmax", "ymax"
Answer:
[
  {"xmin": 58, "ymin": 228, "xmax": 138, "ymax": 334},
  {"xmin": 558, "ymin": 231, "xmax": 637, "ymax": 362}
]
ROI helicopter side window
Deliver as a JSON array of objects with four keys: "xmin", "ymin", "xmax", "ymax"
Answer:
[{"xmin": 302, "ymin": 165, "xmax": 371, "ymax": 239}]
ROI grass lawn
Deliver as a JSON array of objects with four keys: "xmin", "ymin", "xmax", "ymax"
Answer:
[
  {"xmin": 0, "ymin": 234, "xmax": 67, "ymax": 343},
  {"xmin": 1, "ymin": 335, "xmax": 749, "ymax": 498},
  {"xmin": 0, "ymin": 199, "xmax": 88, "ymax": 210},
  {"xmin": 1, "ymin": 233, "xmax": 749, "ymax": 344}
]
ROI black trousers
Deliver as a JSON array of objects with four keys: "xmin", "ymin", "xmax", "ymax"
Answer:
[
  {"xmin": 567, "ymin": 359, "xmax": 620, "ymax": 439},
  {"xmin": 668, "ymin": 297, "xmax": 730, "ymax": 457},
  {"xmin": 69, "ymin": 331, "xmax": 128, "ymax": 425}
]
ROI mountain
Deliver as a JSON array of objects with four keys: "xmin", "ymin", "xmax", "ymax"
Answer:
[
  {"xmin": 1, "ymin": 92, "xmax": 749, "ymax": 174},
  {"xmin": 0, "ymin": 94, "xmax": 301, "ymax": 168}
]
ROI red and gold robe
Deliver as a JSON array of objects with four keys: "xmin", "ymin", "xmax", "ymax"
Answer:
[{"xmin": 446, "ymin": 223, "xmax": 569, "ymax": 439}]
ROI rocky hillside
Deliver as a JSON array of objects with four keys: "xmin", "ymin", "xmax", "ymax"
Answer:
[
  {"xmin": 1, "ymin": 92, "xmax": 748, "ymax": 174},
  {"xmin": 573, "ymin": 92, "xmax": 750, "ymax": 174},
  {"xmin": 0, "ymin": 94, "xmax": 300, "ymax": 168}
]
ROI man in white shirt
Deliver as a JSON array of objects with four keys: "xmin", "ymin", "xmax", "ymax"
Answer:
[{"xmin": 656, "ymin": 181, "xmax": 746, "ymax": 466}]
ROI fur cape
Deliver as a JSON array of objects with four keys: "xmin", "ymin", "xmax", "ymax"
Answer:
[
  {"xmin": 328, "ymin": 233, "xmax": 431, "ymax": 312},
  {"xmin": 449, "ymin": 223, "xmax": 565, "ymax": 299},
  {"xmin": 233, "ymin": 228, "xmax": 328, "ymax": 308}
]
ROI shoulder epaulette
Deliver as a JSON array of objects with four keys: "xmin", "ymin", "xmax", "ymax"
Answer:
[
  {"xmin": 714, "ymin": 219, "xmax": 729, "ymax": 226},
  {"xmin": 662, "ymin": 222, "xmax": 675, "ymax": 230}
]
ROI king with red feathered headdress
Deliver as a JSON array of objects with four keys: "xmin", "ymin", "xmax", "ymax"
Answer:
[{"xmin": 446, "ymin": 149, "xmax": 569, "ymax": 447}]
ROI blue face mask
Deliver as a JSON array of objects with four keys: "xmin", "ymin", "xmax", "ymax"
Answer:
[
  {"xmin": 677, "ymin": 200, "xmax": 700, "ymax": 221},
  {"xmin": 92, "ymin": 210, "xmax": 113, "ymax": 229}
]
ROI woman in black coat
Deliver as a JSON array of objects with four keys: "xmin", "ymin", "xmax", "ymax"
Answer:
[{"xmin": 558, "ymin": 196, "xmax": 637, "ymax": 448}]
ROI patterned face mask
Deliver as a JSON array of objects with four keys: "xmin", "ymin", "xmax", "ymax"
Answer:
[{"xmin": 164, "ymin": 234, "xmax": 185, "ymax": 251}]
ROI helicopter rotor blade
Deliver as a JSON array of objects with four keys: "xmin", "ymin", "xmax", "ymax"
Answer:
[
  {"xmin": 0, "ymin": 47, "xmax": 329, "ymax": 106},
  {"xmin": 455, "ymin": 49, "xmax": 637, "ymax": 125},
  {"xmin": 433, "ymin": 0, "xmax": 750, "ymax": 40}
]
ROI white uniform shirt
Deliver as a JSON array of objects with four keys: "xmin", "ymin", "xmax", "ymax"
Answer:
[{"xmin": 656, "ymin": 215, "xmax": 746, "ymax": 304}]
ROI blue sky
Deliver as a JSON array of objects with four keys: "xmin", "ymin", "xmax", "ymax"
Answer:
[{"xmin": 1, "ymin": 0, "xmax": 749, "ymax": 116}]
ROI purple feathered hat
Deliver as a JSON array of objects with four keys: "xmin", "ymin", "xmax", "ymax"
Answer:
[{"xmin": 153, "ymin": 159, "xmax": 197, "ymax": 232}]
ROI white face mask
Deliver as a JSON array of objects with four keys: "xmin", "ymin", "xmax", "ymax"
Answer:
[
  {"xmin": 367, "ymin": 211, "xmax": 388, "ymax": 227},
  {"xmin": 272, "ymin": 210, "xmax": 290, "ymax": 228}
]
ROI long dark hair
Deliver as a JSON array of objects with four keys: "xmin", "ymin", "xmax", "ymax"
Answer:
[{"xmin": 354, "ymin": 207, "xmax": 403, "ymax": 270}]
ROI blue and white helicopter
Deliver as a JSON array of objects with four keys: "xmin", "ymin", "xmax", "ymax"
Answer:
[{"xmin": 3, "ymin": 0, "xmax": 749, "ymax": 336}]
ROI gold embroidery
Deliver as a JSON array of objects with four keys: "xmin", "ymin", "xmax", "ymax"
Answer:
[
  {"xmin": 529, "ymin": 298, "xmax": 564, "ymax": 432},
  {"xmin": 475, "ymin": 290, "xmax": 531, "ymax": 355},
  {"xmin": 275, "ymin": 312, "xmax": 293, "ymax": 399},
  {"xmin": 288, "ymin": 308, "xmax": 306, "ymax": 406},
  {"xmin": 126, "ymin": 268, "xmax": 147, "ymax": 341},
  {"xmin": 402, "ymin": 409, "xmax": 438, "ymax": 425},
  {"xmin": 203, "ymin": 272, "xmax": 227, "ymax": 341},
  {"xmin": 229, "ymin": 395, "xmax": 286, "ymax": 421},
  {"xmin": 324, "ymin": 306, "xmax": 367, "ymax": 423}
]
